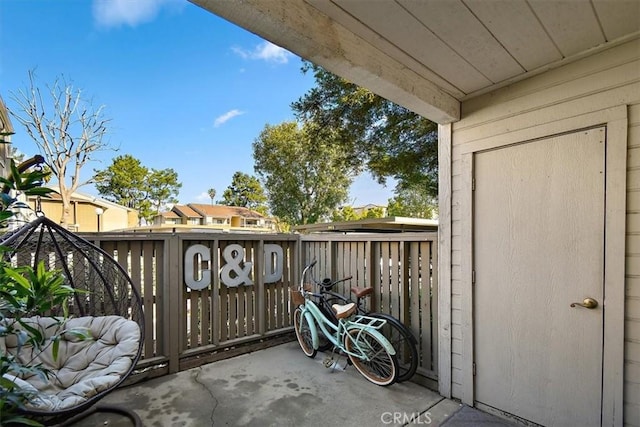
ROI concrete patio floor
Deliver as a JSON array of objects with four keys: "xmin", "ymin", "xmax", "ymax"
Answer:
[{"xmin": 74, "ymin": 341, "xmax": 518, "ymax": 426}]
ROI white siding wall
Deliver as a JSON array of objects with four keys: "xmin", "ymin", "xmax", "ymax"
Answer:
[
  {"xmin": 449, "ymin": 38, "xmax": 640, "ymax": 425},
  {"xmin": 627, "ymin": 103, "xmax": 640, "ymax": 425}
]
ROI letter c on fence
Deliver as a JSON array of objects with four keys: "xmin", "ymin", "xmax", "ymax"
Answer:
[{"xmin": 184, "ymin": 244, "xmax": 211, "ymax": 290}]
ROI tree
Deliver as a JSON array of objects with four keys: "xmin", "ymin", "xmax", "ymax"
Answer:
[
  {"xmin": 207, "ymin": 188, "xmax": 216, "ymax": 205},
  {"xmin": 292, "ymin": 62, "xmax": 439, "ymax": 196},
  {"xmin": 94, "ymin": 155, "xmax": 147, "ymax": 209},
  {"xmin": 332, "ymin": 205, "xmax": 359, "ymax": 222},
  {"xmin": 146, "ymin": 168, "xmax": 181, "ymax": 218},
  {"xmin": 94, "ymin": 154, "xmax": 181, "ymax": 224},
  {"xmin": 253, "ymin": 121, "xmax": 353, "ymax": 226},
  {"xmin": 386, "ymin": 185, "xmax": 438, "ymax": 219},
  {"xmin": 221, "ymin": 172, "xmax": 268, "ymax": 214},
  {"xmin": 332, "ymin": 205, "xmax": 385, "ymax": 221},
  {"xmin": 9, "ymin": 70, "xmax": 112, "ymax": 226}
]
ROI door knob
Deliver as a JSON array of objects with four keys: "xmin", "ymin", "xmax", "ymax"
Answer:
[{"xmin": 570, "ymin": 298, "xmax": 598, "ymax": 309}]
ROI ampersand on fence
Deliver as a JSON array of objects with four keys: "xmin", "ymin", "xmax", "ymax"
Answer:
[{"xmin": 220, "ymin": 244, "xmax": 253, "ymax": 287}]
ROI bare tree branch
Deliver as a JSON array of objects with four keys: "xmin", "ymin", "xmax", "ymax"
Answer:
[{"xmin": 8, "ymin": 70, "xmax": 114, "ymax": 226}]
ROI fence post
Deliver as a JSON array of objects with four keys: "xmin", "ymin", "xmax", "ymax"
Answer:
[
  {"xmin": 256, "ymin": 239, "xmax": 265, "ymax": 336},
  {"xmin": 164, "ymin": 234, "xmax": 182, "ymax": 373}
]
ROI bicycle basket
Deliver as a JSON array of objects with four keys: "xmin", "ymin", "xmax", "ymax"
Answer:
[{"xmin": 290, "ymin": 284, "xmax": 312, "ymax": 306}]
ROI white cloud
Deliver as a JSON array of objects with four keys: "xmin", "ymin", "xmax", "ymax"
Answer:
[
  {"xmin": 232, "ymin": 41, "xmax": 292, "ymax": 64},
  {"xmin": 194, "ymin": 192, "xmax": 210, "ymax": 202},
  {"xmin": 214, "ymin": 109, "xmax": 245, "ymax": 127},
  {"xmin": 92, "ymin": 0, "xmax": 180, "ymax": 28}
]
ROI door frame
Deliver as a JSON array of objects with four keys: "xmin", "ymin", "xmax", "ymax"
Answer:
[{"xmin": 458, "ymin": 106, "xmax": 627, "ymax": 425}]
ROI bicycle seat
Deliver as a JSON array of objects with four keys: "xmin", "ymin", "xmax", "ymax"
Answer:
[
  {"xmin": 332, "ymin": 302, "xmax": 356, "ymax": 319},
  {"xmin": 351, "ymin": 287, "xmax": 373, "ymax": 298}
]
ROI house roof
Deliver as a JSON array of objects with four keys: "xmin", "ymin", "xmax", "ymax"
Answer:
[
  {"xmin": 27, "ymin": 187, "xmax": 137, "ymax": 212},
  {"xmin": 172, "ymin": 204, "xmax": 203, "ymax": 218},
  {"xmin": 160, "ymin": 210, "xmax": 181, "ymax": 219},
  {"xmin": 193, "ymin": 0, "xmax": 640, "ymax": 124},
  {"xmin": 188, "ymin": 204, "xmax": 266, "ymax": 219},
  {"xmin": 295, "ymin": 216, "xmax": 438, "ymax": 233}
]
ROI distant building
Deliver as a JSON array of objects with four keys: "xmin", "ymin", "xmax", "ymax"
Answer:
[
  {"xmin": 152, "ymin": 204, "xmax": 275, "ymax": 232},
  {"xmin": 25, "ymin": 190, "xmax": 138, "ymax": 232}
]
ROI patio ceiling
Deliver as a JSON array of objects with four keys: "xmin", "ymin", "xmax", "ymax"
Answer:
[{"xmin": 191, "ymin": 0, "xmax": 640, "ymax": 124}]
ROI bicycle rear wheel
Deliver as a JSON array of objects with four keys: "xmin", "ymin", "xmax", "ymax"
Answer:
[
  {"xmin": 369, "ymin": 313, "xmax": 419, "ymax": 382},
  {"xmin": 294, "ymin": 307, "xmax": 317, "ymax": 358},
  {"xmin": 344, "ymin": 328, "xmax": 398, "ymax": 386}
]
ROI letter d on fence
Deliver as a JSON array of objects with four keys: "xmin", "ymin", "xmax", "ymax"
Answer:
[
  {"xmin": 184, "ymin": 244, "xmax": 211, "ymax": 290},
  {"xmin": 264, "ymin": 244, "xmax": 283, "ymax": 283}
]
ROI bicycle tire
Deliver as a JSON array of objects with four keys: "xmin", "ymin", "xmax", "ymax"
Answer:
[
  {"xmin": 294, "ymin": 307, "xmax": 317, "ymax": 358},
  {"xmin": 368, "ymin": 313, "xmax": 419, "ymax": 382},
  {"xmin": 344, "ymin": 328, "xmax": 398, "ymax": 386}
]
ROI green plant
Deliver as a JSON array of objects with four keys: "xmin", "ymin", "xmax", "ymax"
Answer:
[
  {"xmin": 0, "ymin": 156, "xmax": 52, "ymax": 228},
  {"xmin": 0, "ymin": 157, "xmax": 81, "ymax": 425},
  {"xmin": 0, "ymin": 259, "xmax": 78, "ymax": 426}
]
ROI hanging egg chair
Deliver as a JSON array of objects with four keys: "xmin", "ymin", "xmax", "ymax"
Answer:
[{"xmin": 0, "ymin": 214, "xmax": 145, "ymax": 426}]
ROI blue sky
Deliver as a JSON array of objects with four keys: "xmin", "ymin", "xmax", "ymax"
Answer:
[{"xmin": 0, "ymin": 0, "xmax": 394, "ymax": 207}]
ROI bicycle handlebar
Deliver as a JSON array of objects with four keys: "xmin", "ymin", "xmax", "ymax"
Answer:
[
  {"xmin": 319, "ymin": 275, "xmax": 353, "ymax": 290},
  {"xmin": 299, "ymin": 260, "xmax": 355, "ymax": 296}
]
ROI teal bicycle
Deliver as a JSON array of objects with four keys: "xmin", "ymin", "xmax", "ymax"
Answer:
[{"xmin": 292, "ymin": 260, "xmax": 399, "ymax": 386}]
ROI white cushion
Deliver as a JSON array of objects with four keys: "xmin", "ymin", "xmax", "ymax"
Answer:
[{"xmin": 2, "ymin": 315, "xmax": 140, "ymax": 411}]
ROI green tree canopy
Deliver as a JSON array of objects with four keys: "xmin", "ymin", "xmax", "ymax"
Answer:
[
  {"xmin": 146, "ymin": 168, "xmax": 181, "ymax": 218},
  {"xmin": 332, "ymin": 205, "xmax": 385, "ymax": 222},
  {"xmin": 94, "ymin": 154, "xmax": 181, "ymax": 224},
  {"xmin": 292, "ymin": 62, "xmax": 438, "ymax": 197},
  {"xmin": 253, "ymin": 121, "xmax": 354, "ymax": 226},
  {"xmin": 221, "ymin": 172, "xmax": 268, "ymax": 215},
  {"xmin": 386, "ymin": 185, "xmax": 438, "ymax": 219},
  {"xmin": 94, "ymin": 154, "xmax": 147, "ymax": 209}
]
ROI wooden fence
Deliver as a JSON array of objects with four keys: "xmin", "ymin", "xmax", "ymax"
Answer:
[
  {"xmin": 302, "ymin": 232, "xmax": 438, "ymax": 383},
  {"xmin": 84, "ymin": 231, "xmax": 438, "ymax": 385}
]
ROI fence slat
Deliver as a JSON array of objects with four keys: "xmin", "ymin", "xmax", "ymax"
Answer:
[
  {"xmin": 420, "ymin": 241, "xmax": 433, "ymax": 372},
  {"xmin": 142, "ymin": 241, "xmax": 156, "ymax": 358}
]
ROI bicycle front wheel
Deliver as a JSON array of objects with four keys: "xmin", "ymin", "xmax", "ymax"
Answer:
[
  {"xmin": 369, "ymin": 313, "xmax": 418, "ymax": 382},
  {"xmin": 344, "ymin": 328, "xmax": 398, "ymax": 386},
  {"xmin": 294, "ymin": 307, "xmax": 317, "ymax": 358}
]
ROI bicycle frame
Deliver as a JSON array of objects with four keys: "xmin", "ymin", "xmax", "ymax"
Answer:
[
  {"xmin": 298, "ymin": 264, "xmax": 418, "ymax": 383},
  {"xmin": 297, "ymin": 261, "xmax": 396, "ymax": 358},
  {"xmin": 298, "ymin": 292, "xmax": 396, "ymax": 360}
]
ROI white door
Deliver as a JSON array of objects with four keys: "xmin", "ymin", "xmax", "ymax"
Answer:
[{"xmin": 473, "ymin": 127, "xmax": 605, "ymax": 426}]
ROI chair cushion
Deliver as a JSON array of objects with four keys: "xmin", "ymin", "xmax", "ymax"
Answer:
[{"xmin": 1, "ymin": 315, "xmax": 140, "ymax": 411}]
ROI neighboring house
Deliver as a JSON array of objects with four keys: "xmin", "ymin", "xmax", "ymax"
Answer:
[
  {"xmin": 25, "ymin": 189, "xmax": 138, "ymax": 232},
  {"xmin": 166, "ymin": 204, "xmax": 203, "ymax": 226},
  {"xmin": 153, "ymin": 203, "xmax": 275, "ymax": 232},
  {"xmin": 198, "ymin": 2, "xmax": 639, "ymax": 426}
]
